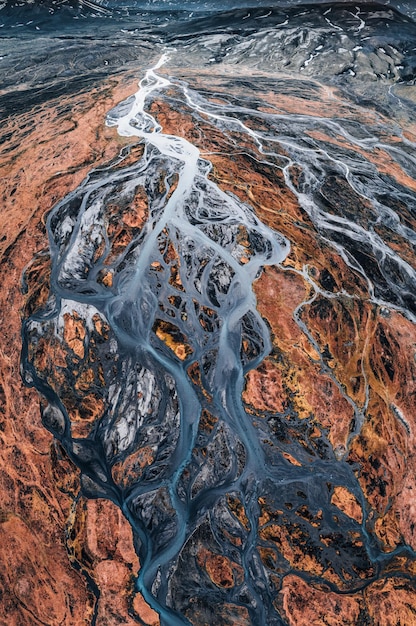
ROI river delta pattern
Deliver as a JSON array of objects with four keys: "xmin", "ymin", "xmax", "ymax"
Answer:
[{"xmin": 1, "ymin": 0, "xmax": 416, "ymax": 625}]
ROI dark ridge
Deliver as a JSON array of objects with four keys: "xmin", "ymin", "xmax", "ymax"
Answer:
[
  {"xmin": 54, "ymin": 0, "xmax": 416, "ymax": 22},
  {"xmin": 162, "ymin": 1, "xmax": 414, "ymax": 40},
  {"xmin": 0, "ymin": 0, "xmax": 126, "ymax": 33},
  {"xmin": 1, "ymin": 1, "xmax": 415, "ymax": 33}
]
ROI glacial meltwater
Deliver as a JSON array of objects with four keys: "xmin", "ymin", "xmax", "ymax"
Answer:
[{"xmin": 1, "ymin": 0, "xmax": 415, "ymax": 624}]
